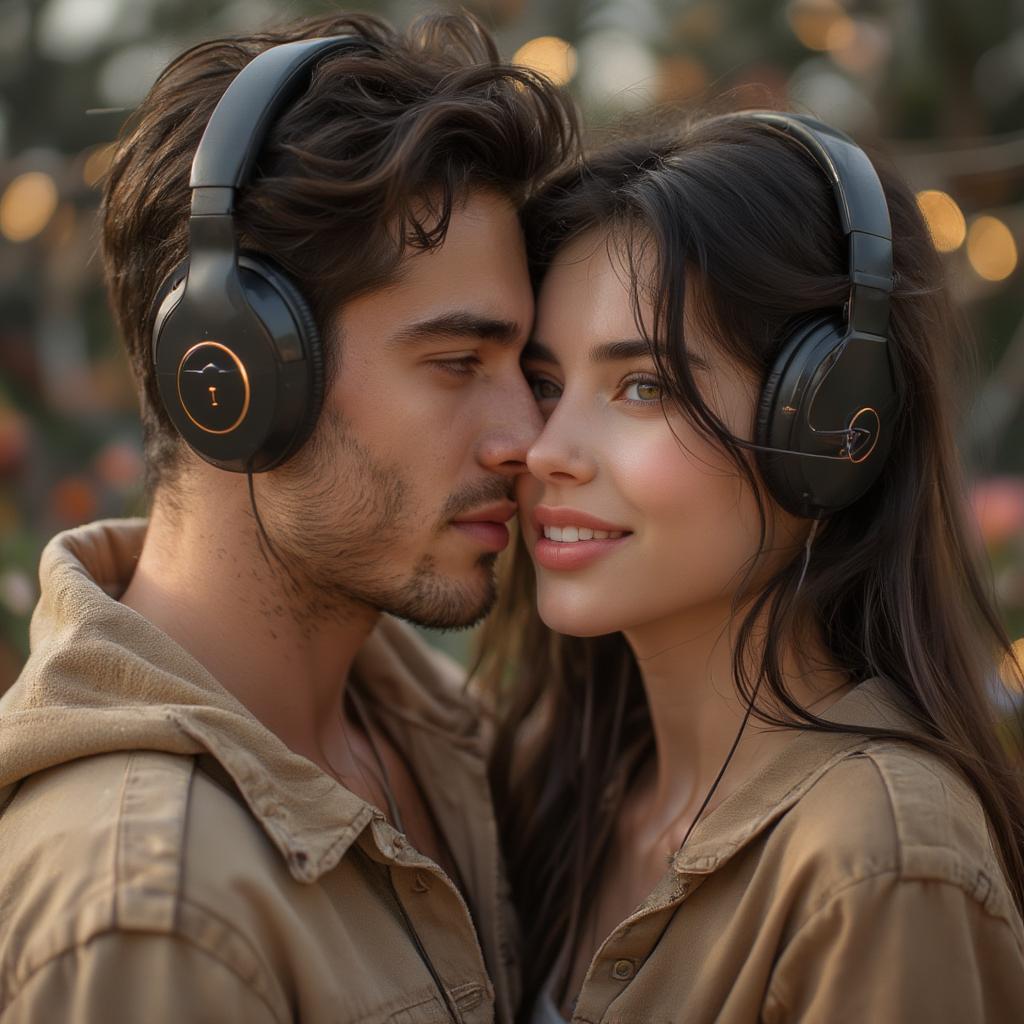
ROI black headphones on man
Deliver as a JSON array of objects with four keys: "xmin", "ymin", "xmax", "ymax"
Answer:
[
  {"xmin": 152, "ymin": 43, "xmax": 898, "ymax": 518},
  {"xmin": 150, "ymin": 37, "xmax": 363, "ymax": 475},
  {"xmin": 733, "ymin": 111, "xmax": 898, "ymax": 520}
]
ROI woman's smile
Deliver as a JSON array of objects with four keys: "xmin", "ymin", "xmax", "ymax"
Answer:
[{"xmin": 531, "ymin": 504, "xmax": 632, "ymax": 570}]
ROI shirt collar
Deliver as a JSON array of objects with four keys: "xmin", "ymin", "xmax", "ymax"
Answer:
[
  {"xmin": 671, "ymin": 678, "xmax": 921, "ymax": 875},
  {"xmin": 8, "ymin": 518, "xmax": 485, "ymax": 884}
]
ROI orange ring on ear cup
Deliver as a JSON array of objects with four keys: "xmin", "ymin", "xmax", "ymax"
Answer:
[
  {"xmin": 176, "ymin": 341, "xmax": 251, "ymax": 435},
  {"xmin": 847, "ymin": 407, "xmax": 880, "ymax": 464}
]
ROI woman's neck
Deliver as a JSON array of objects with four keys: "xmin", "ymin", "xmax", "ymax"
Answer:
[{"xmin": 621, "ymin": 597, "xmax": 852, "ymax": 852}]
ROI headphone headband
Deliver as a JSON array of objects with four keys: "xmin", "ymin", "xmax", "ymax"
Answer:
[
  {"xmin": 189, "ymin": 36, "xmax": 360, "ymax": 213},
  {"xmin": 734, "ymin": 111, "xmax": 893, "ymax": 338},
  {"xmin": 707, "ymin": 111, "xmax": 900, "ymax": 517}
]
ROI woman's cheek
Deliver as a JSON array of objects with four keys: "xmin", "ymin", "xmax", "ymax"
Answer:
[{"xmin": 606, "ymin": 430, "xmax": 764, "ymax": 592}]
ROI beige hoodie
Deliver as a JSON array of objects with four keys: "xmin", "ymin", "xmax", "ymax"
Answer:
[{"xmin": 0, "ymin": 520, "xmax": 517, "ymax": 1024}]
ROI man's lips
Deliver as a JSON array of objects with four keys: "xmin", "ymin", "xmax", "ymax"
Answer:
[
  {"xmin": 450, "ymin": 501, "xmax": 517, "ymax": 552},
  {"xmin": 451, "ymin": 501, "xmax": 517, "ymax": 525}
]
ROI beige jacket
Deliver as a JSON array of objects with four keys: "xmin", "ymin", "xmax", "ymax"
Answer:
[
  {"xmin": 563, "ymin": 680, "xmax": 1024, "ymax": 1023},
  {"xmin": 0, "ymin": 520, "xmax": 517, "ymax": 1024}
]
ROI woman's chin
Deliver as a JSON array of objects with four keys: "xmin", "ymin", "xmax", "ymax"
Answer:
[{"xmin": 536, "ymin": 592, "xmax": 625, "ymax": 638}]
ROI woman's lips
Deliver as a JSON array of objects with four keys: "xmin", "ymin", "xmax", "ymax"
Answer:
[
  {"xmin": 533, "ymin": 533, "xmax": 630, "ymax": 571},
  {"xmin": 531, "ymin": 506, "xmax": 632, "ymax": 571},
  {"xmin": 533, "ymin": 505, "xmax": 630, "ymax": 534}
]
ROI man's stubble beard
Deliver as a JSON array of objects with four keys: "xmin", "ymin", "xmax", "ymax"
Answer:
[{"xmin": 256, "ymin": 411, "xmax": 502, "ymax": 631}]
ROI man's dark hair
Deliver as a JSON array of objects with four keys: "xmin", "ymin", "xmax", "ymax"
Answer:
[{"xmin": 101, "ymin": 10, "xmax": 578, "ymax": 494}]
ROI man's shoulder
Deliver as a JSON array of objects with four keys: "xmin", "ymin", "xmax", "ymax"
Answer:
[
  {"xmin": 0, "ymin": 750, "xmax": 302, "ymax": 1018},
  {"xmin": 0, "ymin": 751, "xmax": 294, "ymax": 979}
]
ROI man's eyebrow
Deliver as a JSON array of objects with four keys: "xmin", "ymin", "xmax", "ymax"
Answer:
[{"xmin": 389, "ymin": 311, "xmax": 521, "ymax": 346}]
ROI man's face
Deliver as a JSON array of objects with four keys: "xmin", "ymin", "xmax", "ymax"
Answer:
[{"xmin": 261, "ymin": 190, "xmax": 541, "ymax": 629}]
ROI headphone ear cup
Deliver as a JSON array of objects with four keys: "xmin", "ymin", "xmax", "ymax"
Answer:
[
  {"xmin": 755, "ymin": 314, "xmax": 839, "ymax": 514},
  {"xmin": 151, "ymin": 252, "xmax": 325, "ymax": 473},
  {"xmin": 151, "ymin": 259, "xmax": 190, "ymax": 361},
  {"xmin": 236, "ymin": 254, "xmax": 325, "ymax": 460}
]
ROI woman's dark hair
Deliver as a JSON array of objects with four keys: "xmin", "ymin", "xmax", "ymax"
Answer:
[
  {"xmin": 101, "ymin": 10, "xmax": 577, "ymax": 496},
  {"xmin": 478, "ymin": 112, "xmax": 1024, "ymax": 1013}
]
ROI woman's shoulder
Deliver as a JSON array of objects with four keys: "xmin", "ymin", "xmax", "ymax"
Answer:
[
  {"xmin": 777, "ymin": 738, "xmax": 1019, "ymax": 931},
  {"xmin": 755, "ymin": 741, "xmax": 1024, "ymax": 1023}
]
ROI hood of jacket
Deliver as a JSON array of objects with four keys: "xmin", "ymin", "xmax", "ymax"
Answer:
[{"xmin": 0, "ymin": 518, "xmax": 484, "ymax": 883}]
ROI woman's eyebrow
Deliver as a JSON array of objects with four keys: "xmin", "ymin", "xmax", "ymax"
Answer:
[
  {"xmin": 523, "ymin": 338, "xmax": 654, "ymax": 364},
  {"xmin": 589, "ymin": 339, "xmax": 654, "ymax": 364},
  {"xmin": 523, "ymin": 336, "xmax": 711, "ymax": 370},
  {"xmin": 592, "ymin": 339, "xmax": 712, "ymax": 371}
]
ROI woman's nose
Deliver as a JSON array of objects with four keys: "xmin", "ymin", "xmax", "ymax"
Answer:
[{"xmin": 525, "ymin": 403, "xmax": 597, "ymax": 486}]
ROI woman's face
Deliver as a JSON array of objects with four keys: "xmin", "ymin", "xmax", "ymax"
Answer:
[{"xmin": 517, "ymin": 228, "xmax": 804, "ymax": 640}]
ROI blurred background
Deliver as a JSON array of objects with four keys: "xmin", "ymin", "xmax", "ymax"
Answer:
[{"xmin": 0, "ymin": 0, "xmax": 1022, "ymax": 693}]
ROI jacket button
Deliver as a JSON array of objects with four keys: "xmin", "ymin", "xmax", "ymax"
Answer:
[{"xmin": 611, "ymin": 959, "xmax": 635, "ymax": 981}]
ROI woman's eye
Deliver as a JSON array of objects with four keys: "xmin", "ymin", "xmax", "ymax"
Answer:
[
  {"xmin": 529, "ymin": 376, "xmax": 563, "ymax": 402},
  {"xmin": 622, "ymin": 378, "xmax": 662, "ymax": 403}
]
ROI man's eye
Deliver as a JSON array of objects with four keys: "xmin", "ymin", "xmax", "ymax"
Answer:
[
  {"xmin": 431, "ymin": 356, "xmax": 480, "ymax": 376},
  {"xmin": 528, "ymin": 376, "xmax": 562, "ymax": 401},
  {"xmin": 621, "ymin": 377, "xmax": 662, "ymax": 403}
]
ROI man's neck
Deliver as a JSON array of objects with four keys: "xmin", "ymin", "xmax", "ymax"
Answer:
[{"xmin": 119, "ymin": 479, "xmax": 379, "ymax": 766}]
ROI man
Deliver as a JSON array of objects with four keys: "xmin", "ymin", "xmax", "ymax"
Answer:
[{"xmin": 0, "ymin": 12, "xmax": 575, "ymax": 1023}]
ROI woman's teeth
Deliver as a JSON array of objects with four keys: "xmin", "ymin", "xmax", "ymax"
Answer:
[{"xmin": 542, "ymin": 525, "xmax": 624, "ymax": 542}]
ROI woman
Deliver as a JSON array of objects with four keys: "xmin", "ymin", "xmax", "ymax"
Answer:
[{"xmin": 481, "ymin": 111, "xmax": 1024, "ymax": 1023}]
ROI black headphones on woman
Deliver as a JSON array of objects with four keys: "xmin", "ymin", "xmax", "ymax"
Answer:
[
  {"xmin": 150, "ymin": 37, "xmax": 363, "ymax": 474},
  {"xmin": 727, "ymin": 111, "xmax": 898, "ymax": 520}
]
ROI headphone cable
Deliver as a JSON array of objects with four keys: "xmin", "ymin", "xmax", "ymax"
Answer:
[{"xmin": 673, "ymin": 517, "xmax": 820, "ymax": 859}]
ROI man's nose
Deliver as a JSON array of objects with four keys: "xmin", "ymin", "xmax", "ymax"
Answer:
[{"xmin": 477, "ymin": 370, "xmax": 545, "ymax": 478}]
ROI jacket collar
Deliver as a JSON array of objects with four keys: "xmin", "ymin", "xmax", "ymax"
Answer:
[
  {"xmin": 671, "ymin": 678, "xmax": 922, "ymax": 875},
  {"xmin": 2, "ymin": 519, "xmax": 484, "ymax": 883}
]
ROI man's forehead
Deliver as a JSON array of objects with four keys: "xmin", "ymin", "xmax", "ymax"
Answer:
[{"xmin": 337, "ymin": 189, "xmax": 533, "ymax": 343}]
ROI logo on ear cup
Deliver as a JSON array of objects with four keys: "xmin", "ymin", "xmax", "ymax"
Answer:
[
  {"xmin": 845, "ymin": 407, "xmax": 880, "ymax": 463},
  {"xmin": 176, "ymin": 341, "xmax": 250, "ymax": 435}
]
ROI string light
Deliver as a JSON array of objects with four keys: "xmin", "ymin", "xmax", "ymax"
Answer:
[
  {"xmin": 512, "ymin": 36, "xmax": 578, "ymax": 86},
  {"xmin": 916, "ymin": 190, "xmax": 967, "ymax": 252},
  {"xmin": 967, "ymin": 215, "xmax": 1018, "ymax": 282}
]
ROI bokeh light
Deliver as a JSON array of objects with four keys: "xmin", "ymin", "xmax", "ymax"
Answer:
[
  {"xmin": 828, "ymin": 18, "xmax": 893, "ymax": 76},
  {"xmin": 1005, "ymin": 639, "xmax": 1024, "ymax": 695},
  {"xmin": 916, "ymin": 190, "xmax": 967, "ymax": 252},
  {"xmin": 82, "ymin": 143, "xmax": 116, "ymax": 188},
  {"xmin": 967, "ymin": 215, "xmax": 1019, "ymax": 281},
  {"xmin": 787, "ymin": 0, "xmax": 855, "ymax": 52},
  {"xmin": 512, "ymin": 36, "xmax": 577, "ymax": 87},
  {"xmin": 49, "ymin": 477, "xmax": 99, "ymax": 527},
  {"xmin": 0, "ymin": 171, "xmax": 59, "ymax": 243}
]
